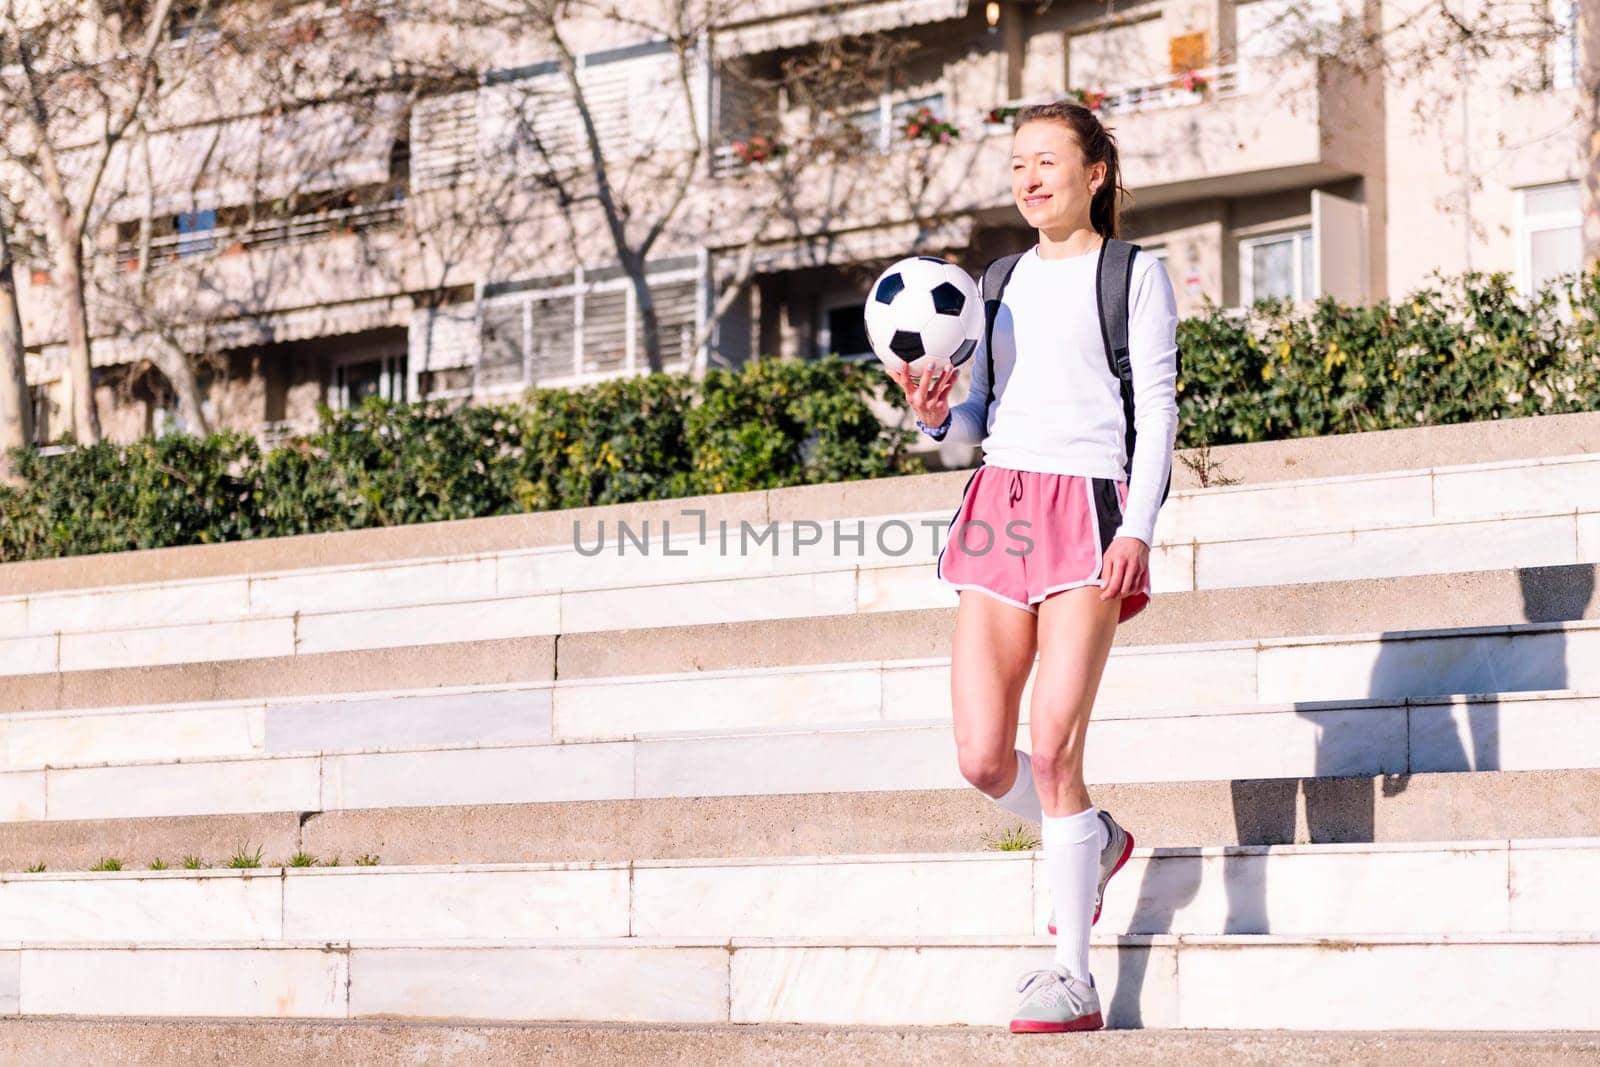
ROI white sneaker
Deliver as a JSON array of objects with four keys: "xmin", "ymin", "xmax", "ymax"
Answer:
[{"xmin": 1009, "ymin": 966, "xmax": 1103, "ymax": 1033}]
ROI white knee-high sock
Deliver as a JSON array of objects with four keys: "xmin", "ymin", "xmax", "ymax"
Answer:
[
  {"xmin": 992, "ymin": 750, "xmax": 1042, "ymax": 823},
  {"xmin": 1042, "ymin": 806, "xmax": 1102, "ymax": 981}
]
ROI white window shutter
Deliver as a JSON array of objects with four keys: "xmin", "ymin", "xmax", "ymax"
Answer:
[
  {"xmin": 411, "ymin": 93, "xmax": 479, "ymax": 191},
  {"xmin": 482, "ymin": 71, "xmax": 579, "ymax": 176},
  {"xmin": 642, "ymin": 280, "xmax": 699, "ymax": 366},
  {"xmin": 530, "ymin": 295, "xmax": 578, "ymax": 382}
]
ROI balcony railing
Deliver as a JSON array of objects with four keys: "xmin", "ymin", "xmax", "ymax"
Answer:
[
  {"xmin": 112, "ymin": 200, "xmax": 405, "ymax": 270},
  {"xmin": 1085, "ymin": 63, "xmax": 1242, "ymax": 118},
  {"xmin": 711, "ymin": 63, "xmax": 1245, "ymax": 177}
]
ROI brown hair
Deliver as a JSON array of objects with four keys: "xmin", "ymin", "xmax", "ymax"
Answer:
[{"xmin": 1013, "ymin": 101, "xmax": 1125, "ymax": 239}]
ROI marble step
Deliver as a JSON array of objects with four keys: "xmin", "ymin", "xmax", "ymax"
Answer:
[
  {"xmin": 9, "ymin": 564, "xmax": 1596, "ymax": 715},
  {"xmin": 0, "ymin": 839, "xmax": 1593, "ymax": 945},
  {"xmin": 3, "ymin": 440, "xmax": 1598, "ymax": 647},
  {"xmin": 3, "ymin": 611, "xmax": 1596, "ymax": 772},
  {"xmin": 0, "ymin": 934, "xmax": 1593, "ymax": 1030},
  {"xmin": 4, "ymin": 499, "xmax": 1597, "ymax": 675},
  {"xmin": 4, "ymin": 768, "xmax": 1596, "ymax": 873},
  {"xmin": 4, "ymin": 1017, "xmax": 1595, "ymax": 1066},
  {"xmin": 3, "ymin": 687, "xmax": 1597, "ymax": 824},
  {"xmin": 8, "ymin": 410, "xmax": 1597, "ymax": 608}
]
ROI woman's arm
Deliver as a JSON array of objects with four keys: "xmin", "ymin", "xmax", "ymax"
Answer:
[
  {"xmin": 939, "ymin": 319, "xmax": 992, "ymax": 446},
  {"xmin": 1114, "ymin": 255, "xmax": 1180, "ymax": 547}
]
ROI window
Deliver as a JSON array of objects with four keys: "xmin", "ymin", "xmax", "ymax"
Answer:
[
  {"xmin": 175, "ymin": 209, "xmax": 216, "ymax": 257},
  {"xmin": 154, "ymin": 389, "xmax": 216, "ymax": 437},
  {"xmin": 644, "ymin": 280, "xmax": 699, "ymax": 366},
  {"xmin": 482, "ymin": 46, "xmax": 705, "ymax": 179},
  {"xmin": 479, "ymin": 301, "xmax": 530, "ymax": 386},
  {"xmin": 842, "ymin": 90, "xmax": 948, "ymax": 153},
  {"xmin": 27, "ymin": 384, "xmax": 53, "ymax": 446},
  {"xmin": 478, "ymin": 263, "xmax": 701, "ymax": 387},
  {"xmin": 332, "ymin": 352, "xmax": 407, "ymax": 410},
  {"xmin": 819, "ymin": 297, "xmax": 872, "ymax": 359},
  {"xmin": 1240, "ymin": 228, "xmax": 1314, "ymax": 304},
  {"xmin": 1519, "ymin": 181, "xmax": 1582, "ymax": 296}
]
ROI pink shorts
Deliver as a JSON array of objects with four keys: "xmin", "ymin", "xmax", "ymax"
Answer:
[{"xmin": 935, "ymin": 464, "xmax": 1151, "ymax": 623}]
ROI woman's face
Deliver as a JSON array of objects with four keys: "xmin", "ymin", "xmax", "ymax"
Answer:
[{"xmin": 1011, "ymin": 119, "xmax": 1104, "ymax": 235}]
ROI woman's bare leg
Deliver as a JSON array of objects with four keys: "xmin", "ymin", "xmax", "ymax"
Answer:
[
  {"xmin": 951, "ymin": 590, "xmax": 1038, "ymax": 799},
  {"xmin": 1029, "ymin": 584, "xmax": 1122, "ymax": 986},
  {"xmin": 1029, "ymin": 586, "xmax": 1121, "ymax": 815}
]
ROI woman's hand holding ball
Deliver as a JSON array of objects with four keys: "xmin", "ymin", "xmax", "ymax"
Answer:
[{"xmin": 888, "ymin": 362, "xmax": 960, "ymax": 428}]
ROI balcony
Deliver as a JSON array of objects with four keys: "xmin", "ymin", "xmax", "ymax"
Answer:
[
  {"xmin": 709, "ymin": 55, "xmax": 1374, "ymax": 233},
  {"xmin": 984, "ymin": 56, "xmax": 1370, "ymax": 207},
  {"xmin": 112, "ymin": 199, "xmax": 405, "ymax": 271}
]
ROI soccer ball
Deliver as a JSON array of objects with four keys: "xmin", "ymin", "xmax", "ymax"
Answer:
[{"xmin": 863, "ymin": 256, "xmax": 983, "ymax": 382}]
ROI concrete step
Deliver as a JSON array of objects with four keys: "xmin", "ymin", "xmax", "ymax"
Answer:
[
  {"xmin": 4, "ymin": 497, "xmax": 1596, "ymax": 675},
  {"xmin": 0, "ymin": 839, "xmax": 1591, "ymax": 945},
  {"xmin": 3, "ymin": 769, "xmax": 1596, "ymax": 872},
  {"xmin": 3, "ymin": 1017, "xmax": 1594, "ymax": 1066},
  {"xmin": 8, "ymin": 451, "xmax": 1599, "ymax": 642},
  {"xmin": 0, "ymin": 934, "xmax": 1593, "ymax": 1029},
  {"xmin": 5, "ymin": 563, "xmax": 1598, "ymax": 716},
  {"xmin": 6, "ymin": 609, "xmax": 1597, "ymax": 768},
  {"xmin": 2, "ymin": 686, "xmax": 1595, "ymax": 824},
  {"xmin": 5, "ymin": 410, "xmax": 1595, "ymax": 605}
]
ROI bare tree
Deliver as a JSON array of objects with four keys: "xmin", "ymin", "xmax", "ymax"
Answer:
[
  {"xmin": 1583, "ymin": 0, "xmax": 1600, "ymax": 265},
  {"xmin": 452, "ymin": 0, "xmax": 989, "ymax": 378},
  {"xmin": 5, "ymin": 0, "xmax": 442, "ymax": 443},
  {"xmin": 0, "ymin": 0, "xmax": 181, "ymax": 442},
  {"xmin": 0, "ymin": 199, "xmax": 31, "ymax": 480}
]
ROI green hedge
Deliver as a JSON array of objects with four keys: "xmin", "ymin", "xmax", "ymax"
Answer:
[
  {"xmin": 3, "ymin": 270, "xmax": 1599, "ymax": 562},
  {"xmin": 0, "ymin": 357, "xmax": 920, "ymax": 562},
  {"xmin": 1177, "ymin": 269, "xmax": 1600, "ymax": 446}
]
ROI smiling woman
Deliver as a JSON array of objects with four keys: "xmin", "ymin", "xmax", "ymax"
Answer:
[{"xmin": 885, "ymin": 100, "xmax": 1179, "ymax": 1035}]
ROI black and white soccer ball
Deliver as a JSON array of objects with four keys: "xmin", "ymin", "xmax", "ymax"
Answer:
[{"xmin": 863, "ymin": 256, "xmax": 983, "ymax": 382}]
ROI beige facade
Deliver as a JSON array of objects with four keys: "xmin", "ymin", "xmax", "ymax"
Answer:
[{"xmin": 8, "ymin": 0, "xmax": 1586, "ymax": 448}]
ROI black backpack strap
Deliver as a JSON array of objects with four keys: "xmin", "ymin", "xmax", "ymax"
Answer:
[
  {"xmin": 981, "ymin": 252, "xmax": 1024, "ymax": 426},
  {"xmin": 1094, "ymin": 238, "xmax": 1167, "ymax": 501}
]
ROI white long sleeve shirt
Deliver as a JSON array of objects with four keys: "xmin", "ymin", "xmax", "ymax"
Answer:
[{"xmin": 943, "ymin": 244, "xmax": 1180, "ymax": 547}]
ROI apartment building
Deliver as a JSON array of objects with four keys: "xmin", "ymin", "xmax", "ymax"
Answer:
[{"xmin": 7, "ymin": 0, "xmax": 1585, "ymax": 446}]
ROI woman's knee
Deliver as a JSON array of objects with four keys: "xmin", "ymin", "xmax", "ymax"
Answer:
[
  {"xmin": 1029, "ymin": 743, "xmax": 1084, "ymax": 793},
  {"xmin": 956, "ymin": 744, "xmax": 1016, "ymax": 796}
]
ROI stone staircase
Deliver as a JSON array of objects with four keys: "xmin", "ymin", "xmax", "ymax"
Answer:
[{"xmin": 1, "ymin": 411, "xmax": 1598, "ymax": 1060}]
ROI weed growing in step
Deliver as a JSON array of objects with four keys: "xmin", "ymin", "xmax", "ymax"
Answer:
[
  {"xmin": 987, "ymin": 826, "xmax": 1041, "ymax": 852},
  {"xmin": 89, "ymin": 858, "xmax": 123, "ymax": 871},
  {"xmin": 354, "ymin": 854, "xmax": 380, "ymax": 867},
  {"xmin": 148, "ymin": 858, "xmax": 169, "ymax": 870},
  {"xmin": 287, "ymin": 852, "xmax": 318, "ymax": 868},
  {"xmin": 23, "ymin": 862, "xmax": 44, "ymax": 874},
  {"xmin": 320, "ymin": 855, "xmax": 341, "ymax": 867},
  {"xmin": 181, "ymin": 855, "xmax": 206, "ymax": 870},
  {"xmin": 226, "ymin": 844, "xmax": 264, "ymax": 869}
]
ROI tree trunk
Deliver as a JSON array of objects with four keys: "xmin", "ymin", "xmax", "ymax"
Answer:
[
  {"xmin": 153, "ymin": 338, "xmax": 210, "ymax": 436},
  {"xmin": 628, "ymin": 258, "xmax": 665, "ymax": 374},
  {"xmin": 1583, "ymin": 0, "xmax": 1600, "ymax": 269},
  {"xmin": 46, "ymin": 202, "xmax": 100, "ymax": 444},
  {"xmin": 0, "ymin": 215, "xmax": 32, "ymax": 483}
]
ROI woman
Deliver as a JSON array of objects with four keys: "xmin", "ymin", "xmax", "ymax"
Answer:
[{"xmin": 889, "ymin": 101, "xmax": 1179, "ymax": 1033}]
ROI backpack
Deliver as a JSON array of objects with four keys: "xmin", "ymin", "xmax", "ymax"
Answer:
[{"xmin": 978, "ymin": 238, "xmax": 1174, "ymax": 504}]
